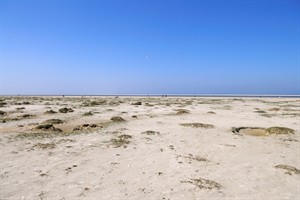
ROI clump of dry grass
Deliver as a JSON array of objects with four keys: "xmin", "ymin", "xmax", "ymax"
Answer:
[
  {"xmin": 268, "ymin": 108, "xmax": 280, "ymax": 111},
  {"xmin": 142, "ymin": 130, "xmax": 160, "ymax": 135},
  {"xmin": 260, "ymin": 113, "xmax": 274, "ymax": 118},
  {"xmin": 44, "ymin": 110, "xmax": 57, "ymax": 114},
  {"xmin": 144, "ymin": 103, "xmax": 154, "ymax": 107},
  {"xmin": 131, "ymin": 102, "xmax": 142, "ymax": 105},
  {"xmin": 184, "ymin": 100, "xmax": 193, "ymax": 105},
  {"xmin": 57, "ymin": 138, "xmax": 75, "ymax": 143},
  {"xmin": 34, "ymin": 124, "xmax": 63, "ymax": 132},
  {"xmin": 73, "ymin": 124, "xmax": 101, "ymax": 131},
  {"xmin": 181, "ymin": 178, "xmax": 222, "ymax": 190},
  {"xmin": 59, "ymin": 107, "xmax": 74, "ymax": 113},
  {"xmin": 254, "ymin": 110, "xmax": 267, "ymax": 113},
  {"xmin": 15, "ymin": 123, "xmax": 106, "ymax": 139},
  {"xmin": 16, "ymin": 131, "xmax": 62, "ymax": 139},
  {"xmin": 33, "ymin": 142, "xmax": 56, "ymax": 149},
  {"xmin": 91, "ymin": 101, "xmax": 104, "ymax": 106},
  {"xmin": 181, "ymin": 154, "xmax": 210, "ymax": 163},
  {"xmin": 198, "ymin": 99, "xmax": 224, "ymax": 105},
  {"xmin": 181, "ymin": 123, "xmax": 215, "ymax": 129},
  {"xmin": 282, "ymin": 113, "xmax": 300, "ymax": 117},
  {"xmin": 19, "ymin": 114, "xmax": 35, "ymax": 118},
  {"xmin": 110, "ymin": 116, "xmax": 126, "ymax": 122},
  {"xmin": 42, "ymin": 119, "xmax": 64, "ymax": 124},
  {"xmin": 207, "ymin": 111, "xmax": 216, "ymax": 114},
  {"xmin": 0, "ymin": 117, "xmax": 19, "ymax": 123},
  {"xmin": 275, "ymin": 164, "xmax": 300, "ymax": 175},
  {"xmin": 0, "ymin": 101, "xmax": 7, "ymax": 107},
  {"xmin": 175, "ymin": 109, "xmax": 190, "ymax": 115},
  {"xmin": 83, "ymin": 111, "xmax": 93, "ymax": 116},
  {"xmin": 110, "ymin": 134, "xmax": 132, "ymax": 148},
  {"xmin": 253, "ymin": 110, "xmax": 276, "ymax": 118},
  {"xmin": 82, "ymin": 100, "xmax": 107, "ymax": 107},
  {"xmin": 266, "ymin": 127, "xmax": 294, "ymax": 135}
]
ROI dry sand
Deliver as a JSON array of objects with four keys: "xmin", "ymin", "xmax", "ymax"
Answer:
[{"xmin": 0, "ymin": 96, "xmax": 299, "ymax": 200}]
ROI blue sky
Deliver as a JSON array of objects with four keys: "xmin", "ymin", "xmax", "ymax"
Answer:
[{"xmin": 1, "ymin": 0, "xmax": 299, "ymax": 95}]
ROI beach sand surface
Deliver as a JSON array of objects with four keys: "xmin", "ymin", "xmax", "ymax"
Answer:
[{"xmin": 0, "ymin": 96, "xmax": 299, "ymax": 200}]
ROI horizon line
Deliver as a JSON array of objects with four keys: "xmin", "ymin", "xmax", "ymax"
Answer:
[{"xmin": 1, "ymin": 94, "xmax": 299, "ymax": 98}]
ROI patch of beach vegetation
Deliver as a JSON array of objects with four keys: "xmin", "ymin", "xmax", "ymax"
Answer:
[
  {"xmin": 33, "ymin": 142, "xmax": 56, "ymax": 150},
  {"xmin": 181, "ymin": 123, "xmax": 215, "ymax": 129},
  {"xmin": 141, "ymin": 130, "xmax": 160, "ymax": 135},
  {"xmin": 110, "ymin": 116, "xmax": 126, "ymax": 122},
  {"xmin": 110, "ymin": 134, "xmax": 132, "ymax": 148},
  {"xmin": 59, "ymin": 107, "xmax": 74, "ymax": 113},
  {"xmin": 175, "ymin": 109, "xmax": 190, "ymax": 115},
  {"xmin": 44, "ymin": 109, "xmax": 57, "ymax": 114},
  {"xmin": 42, "ymin": 119, "xmax": 64, "ymax": 125},
  {"xmin": 83, "ymin": 111, "xmax": 93, "ymax": 116},
  {"xmin": 181, "ymin": 178, "xmax": 222, "ymax": 190},
  {"xmin": 275, "ymin": 164, "xmax": 300, "ymax": 175}
]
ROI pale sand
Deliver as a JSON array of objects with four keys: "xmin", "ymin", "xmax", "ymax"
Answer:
[{"xmin": 0, "ymin": 96, "xmax": 299, "ymax": 200}]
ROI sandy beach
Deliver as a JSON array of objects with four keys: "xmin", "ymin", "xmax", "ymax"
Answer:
[{"xmin": 0, "ymin": 96, "xmax": 299, "ymax": 200}]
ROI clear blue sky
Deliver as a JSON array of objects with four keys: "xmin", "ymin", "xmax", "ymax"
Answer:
[{"xmin": 1, "ymin": 0, "xmax": 299, "ymax": 95}]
